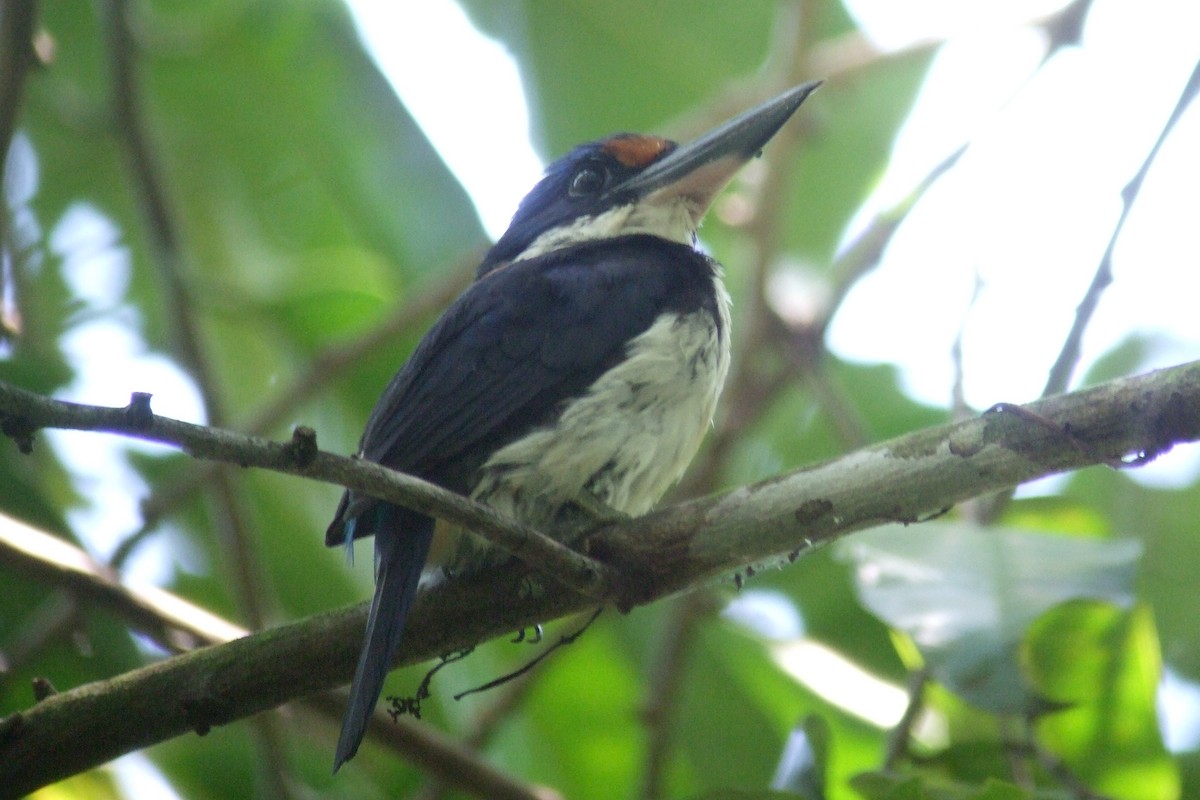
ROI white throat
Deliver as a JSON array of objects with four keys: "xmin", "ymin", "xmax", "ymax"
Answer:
[{"xmin": 514, "ymin": 199, "xmax": 700, "ymax": 263}]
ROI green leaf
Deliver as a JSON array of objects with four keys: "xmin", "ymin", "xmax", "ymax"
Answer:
[
  {"xmin": 853, "ymin": 772, "xmax": 1041, "ymax": 800},
  {"xmin": 840, "ymin": 523, "xmax": 1141, "ymax": 713},
  {"xmin": 687, "ymin": 791, "xmax": 819, "ymax": 800},
  {"xmin": 24, "ymin": 767, "xmax": 124, "ymax": 800},
  {"xmin": 1031, "ymin": 604, "xmax": 1179, "ymax": 800},
  {"xmin": 851, "ymin": 772, "xmax": 929, "ymax": 800}
]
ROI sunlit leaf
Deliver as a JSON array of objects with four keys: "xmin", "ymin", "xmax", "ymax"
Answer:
[{"xmin": 1031, "ymin": 604, "xmax": 1178, "ymax": 800}]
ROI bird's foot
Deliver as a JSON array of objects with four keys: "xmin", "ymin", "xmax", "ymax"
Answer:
[
  {"xmin": 569, "ymin": 491, "xmax": 631, "ymax": 524},
  {"xmin": 512, "ymin": 624, "xmax": 544, "ymax": 644}
]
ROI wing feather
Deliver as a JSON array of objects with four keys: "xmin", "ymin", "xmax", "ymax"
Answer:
[{"xmin": 326, "ymin": 235, "xmax": 714, "ymax": 546}]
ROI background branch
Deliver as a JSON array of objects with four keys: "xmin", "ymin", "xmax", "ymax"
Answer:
[
  {"xmin": 0, "ymin": 0, "xmax": 37, "ymax": 344},
  {"xmin": 0, "ymin": 512, "xmax": 246, "ymax": 651},
  {"xmin": 1043, "ymin": 55, "xmax": 1200, "ymax": 396},
  {"xmin": 123, "ymin": 254, "xmax": 477, "ymax": 564},
  {"xmin": 0, "ymin": 1, "xmax": 37, "ymax": 227},
  {"xmin": 96, "ymin": 27, "xmax": 284, "ymax": 796}
]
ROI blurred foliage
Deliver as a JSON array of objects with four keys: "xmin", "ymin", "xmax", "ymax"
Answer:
[
  {"xmin": 842, "ymin": 525, "xmax": 1142, "ymax": 714},
  {"xmin": 1, "ymin": 1, "xmax": 1196, "ymax": 799}
]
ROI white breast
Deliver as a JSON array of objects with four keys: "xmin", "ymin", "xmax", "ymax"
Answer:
[{"xmin": 471, "ymin": 273, "xmax": 732, "ymax": 532}]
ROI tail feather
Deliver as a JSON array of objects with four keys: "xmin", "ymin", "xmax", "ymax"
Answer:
[{"xmin": 333, "ymin": 506, "xmax": 434, "ymax": 772}]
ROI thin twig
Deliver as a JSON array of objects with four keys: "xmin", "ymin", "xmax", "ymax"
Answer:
[
  {"xmin": 1026, "ymin": 733, "xmax": 1112, "ymax": 800},
  {"xmin": 0, "ymin": 1, "xmax": 37, "ymax": 215},
  {"xmin": 1043, "ymin": 56, "xmax": 1200, "ymax": 396},
  {"xmin": 453, "ymin": 608, "xmax": 602, "ymax": 701},
  {"xmin": 0, "ymin": 0, "xmax": 38, "ymax": 343},
  {"xmin": 883, "ymin": 667, "xmax": 929, "ymax": 769},
  {"xmin": 1003, "ymin": 718, "xmax": 1114, "ymax": 800},
  {"xmin": 974, "ymin": 55, "xmax": 1200, "ymax": 525},
  {"xmin": 98, "ymin": 0, "xmax": 276, "ymax": 650},
  {"xmin": 210, "ymin": 472, "xmax": 280, "ymax": 623},
  {"xmin": 817, "ymin": 143, "xmax": 969, "ymax": 344},
  {"xmin": 411, "ymin": 669, "xmax": 544, "ymax": 800},
  {"xmin": 799, "ymin": 355, "xmax": 873, "ymax": 449},
  {"xmin": 250, "ymin": 718, "xmax": 295, "ymax": 800},
  {"xmin": 722, "ymin": 0, "xmax": 816, "ymax": 433},
  {"xmin": 950, "ymin": 271, "xmax": 986, "ymax": 420},
  {"xmin": 638, "ymin": 592, "xmax": 719, "ymax": 800},
  {"xmin": 676, "ymin": 3, "xmax": 819, "ymax": 496}
]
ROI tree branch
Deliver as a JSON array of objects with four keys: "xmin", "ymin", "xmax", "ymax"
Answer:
[
  {"xmin": 590, "ymin": 361, "xmax": 1200, "ymax": 604},
  {"xmin": 0, "ymin": 383, "xmax": 613, "ymax": 600},
  {"xmin": 0, "ymin": 360, "xmax": 1198, "ymax": 795}
]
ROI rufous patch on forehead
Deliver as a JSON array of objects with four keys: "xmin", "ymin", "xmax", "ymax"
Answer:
[{"xmin": 602, "ymin": 135, "xmax": 674, "ymax": 168}]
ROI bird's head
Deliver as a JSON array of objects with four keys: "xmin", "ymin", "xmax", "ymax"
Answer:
[{"xmin": 479, "ymin": 80, "xmax": 822, "ymax": 276}]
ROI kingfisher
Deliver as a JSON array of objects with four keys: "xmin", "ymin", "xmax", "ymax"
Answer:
[{"xmin": 327, "ymin": 81, "xmax": 821, "ymax": 770}]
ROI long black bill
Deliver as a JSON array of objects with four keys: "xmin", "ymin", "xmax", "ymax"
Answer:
[{"xmin": 606, "ymin": 79, "xmax": 823, "ymax": 206}]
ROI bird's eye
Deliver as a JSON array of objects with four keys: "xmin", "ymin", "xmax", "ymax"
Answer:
[{"xmin": 569, "ymin": 167, "xmax": 606, "ymax": 197}]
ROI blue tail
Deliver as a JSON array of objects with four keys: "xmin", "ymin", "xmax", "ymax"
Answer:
[{"xmin": 333, "ymin": 506, "xmax": 434, "ymax": 772}]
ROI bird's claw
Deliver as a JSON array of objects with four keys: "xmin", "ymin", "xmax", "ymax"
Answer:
[
  {"xmin": 512, "ymin": 624, "xmax": 544, "ymax": 644},
  {"xmin": 571, "ymin": 491, "xmax": 631, "ymax": 524}
]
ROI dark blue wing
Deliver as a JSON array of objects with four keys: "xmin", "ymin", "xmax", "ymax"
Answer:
[{"xmin": 325, "ymin": 234, "xmax": 716, "ymax": 545}]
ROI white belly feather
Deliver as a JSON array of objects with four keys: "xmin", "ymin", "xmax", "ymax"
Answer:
[{"xmin": 471, "ymin": 274, "xmax": 731, "ymax": 531}]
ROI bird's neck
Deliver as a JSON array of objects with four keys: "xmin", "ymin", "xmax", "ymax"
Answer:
[{"xmin": 513, "ymin": 200, "xmax": 698, "ymax": 264}]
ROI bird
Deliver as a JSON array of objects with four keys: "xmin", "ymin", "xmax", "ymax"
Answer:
[{"xmin": 326, "ymin": 81, "xmax": 821, "ymax": 771}]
